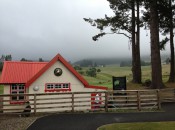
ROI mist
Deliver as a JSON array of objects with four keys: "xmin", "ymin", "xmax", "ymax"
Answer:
[{"xmin": 0, "ymin": 0, "xmax": 170, "ymax": 62}]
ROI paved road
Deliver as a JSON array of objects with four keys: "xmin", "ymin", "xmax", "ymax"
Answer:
[{"xmin": 27, "ymin": 103, "xmax": 175, "ymax": 130}]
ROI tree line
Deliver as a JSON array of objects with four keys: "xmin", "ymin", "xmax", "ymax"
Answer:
[
  {"xmin": 84, "ymin": 0, "xmax": 175, "ymax": 89},
  {"xmin": 0, "ymin": 55, "xmax": 45, "ymax": 71}
]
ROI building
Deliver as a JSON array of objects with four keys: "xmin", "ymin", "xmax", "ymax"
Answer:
[{"xmin": 0, "ymin": 54, "xmax": 107, "ymax": 112}]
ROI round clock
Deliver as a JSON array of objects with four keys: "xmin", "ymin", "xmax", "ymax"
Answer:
[{"xmin": 54, "ymin": 68, "xmax": 63, "ymax": 76}]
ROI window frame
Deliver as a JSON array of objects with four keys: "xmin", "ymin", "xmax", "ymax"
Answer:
[
  {"xmin": 45, "ymin": 83, "xmax": 71, "ymax": 92},
  {"xmin": 10, "ymin": 84, "xmax": 26, "ymax": 104}
]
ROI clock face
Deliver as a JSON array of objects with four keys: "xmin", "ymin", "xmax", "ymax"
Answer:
[{"xmin": 54, "ymin": 68, "xmax": 63, "ymax": 76}]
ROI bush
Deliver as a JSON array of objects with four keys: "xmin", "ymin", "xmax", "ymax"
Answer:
[
  {"xmin": 86, "ymin": 68, "xmax": 96, "ymax": 77},
  {"xmin": 74, "ymin": 65, "xmax": 82, "ymax": 70},
  {"xmin": 78, "ymin": 71, "xmax": 84, "ymax": 75},
  {"xmin": 142, "ymin": 79, "xmax": 152, "ymax": 87},
  {"xmin": 97, "ymin": 69, "xmax": 101, "ymax": 72}
]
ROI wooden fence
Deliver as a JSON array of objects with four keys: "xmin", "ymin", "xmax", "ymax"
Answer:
[
  {"xmin": 0, "ymin": 90, "xmax": 162, "ymax": 114},
  {"xmin": 159, "ymin": 88, "xmax": 175, "ymax": 102}
]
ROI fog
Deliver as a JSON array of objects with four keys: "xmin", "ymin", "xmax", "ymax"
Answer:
[{"xmin": 0, "ymin": 0, "xmax": 170, "ymax": 62}]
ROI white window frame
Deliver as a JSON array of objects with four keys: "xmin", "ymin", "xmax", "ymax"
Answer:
[{"xmin": 11, "ymin": 84, "xmax": 25, "ymax": 102}]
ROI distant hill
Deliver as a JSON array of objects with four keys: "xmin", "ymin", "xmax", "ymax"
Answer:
[
  {"xmin": 73, "ymin": 54, "xmax": 169, "ymax": 66},
  {"xmin": 73, "ymin": 57, "xmax": 131, "ymax": 66}
]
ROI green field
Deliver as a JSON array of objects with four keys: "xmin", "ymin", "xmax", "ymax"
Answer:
[
  {"xmin": 98, "ymin": 122, "xmax": 175, "ymax": 130},
  {"xmin": 0, "ymin": 85, "xmax": 3, "ymax": 94},
  {"xmin": 0, "ymin": 64, "xmax": 173, "ymax": 94},
  {"xmin": 82, "ymin": 64, "xmax": 172, "ymax": 89}
]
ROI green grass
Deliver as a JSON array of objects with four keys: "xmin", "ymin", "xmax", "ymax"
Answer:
[
  {"xmin": 81, "ymin": 64, "xmax": 172, "ymax": 89},
  {"xmin": 98, "ymin": 122, "xmax": 175, "ymax": 130},
  {"xmin": 0, "ymin": 85, "xmax": 3, "ymax": 94}
]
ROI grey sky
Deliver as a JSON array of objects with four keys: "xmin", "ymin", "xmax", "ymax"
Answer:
[{"xmin": 0, "ymin": 0, "xmax": 170, "ymax": 62}]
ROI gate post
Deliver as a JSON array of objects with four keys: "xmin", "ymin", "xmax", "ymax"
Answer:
[
  {"xmin": 157, "ymin": 90, "xmax": 161, "ymax": 110},
  {"xmin": 105, "ymin": 91, "xmax": 108, "ymax": 112},
  {"xmin": 34, "ymin": 94, "xmax": 37, "ymax": 115},
  {"xmin": 72, "ymin": 93, "xmax": 74, "ymax": 112},
  {"xmin": 137, "ymin": 91, "xmax": 141, "ymax": 111}
]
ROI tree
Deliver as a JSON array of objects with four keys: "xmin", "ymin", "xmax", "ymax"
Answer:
[
  {"xmin": 39, "ymin": 58, "xmax": 44, "ymax": 62},
  {"xmin": 135, "ymin": 0, "xmax": 142, "ymax": 83},
  {"xmin": 0, "ymin": 54, "xmax": 12, "ymax": 71},
  {"xmin": 149, "ymin": 0, "xmax": 164, "ymax": 88},
  {"xmin": 168, "ymin": 0, "xmax": 175, "ymax": 82},
  {"xmin": 0, "ymin": 54, "xmax": 12, "ymax": 61},
  {"xmin": 86, "ymin": 68, "xmax": 97, "ymax": 77},
  {"xmin": 21, "ymin": 58, "xmax": 28, "ymax": 61},
  {"xmin": 158, "ymin": 0, "xmax": 175, "ymax": 82},
  {"xmin": 84, "ymin": 0, "xmax": 142, "ymax": 83}
]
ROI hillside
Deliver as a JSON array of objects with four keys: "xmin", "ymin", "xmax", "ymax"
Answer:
[
  {"xmin": 73, "ymin": 54, "xmax": 169, "ymax": 66},
  {"xmin": 80, "ymin": 64, "xmax": 173, "ymax": 89}
]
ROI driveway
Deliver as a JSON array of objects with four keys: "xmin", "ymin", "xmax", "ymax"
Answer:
[{"xmin": 27, "ymin": 103, "xmax": 175, "ymax": 130}]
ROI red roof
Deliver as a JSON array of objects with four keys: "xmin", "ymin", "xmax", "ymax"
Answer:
[
  {"xmin": 0, "ymin": 61, "xmax": 47, "ymax": 84},
  {"xmin": 0, "ymin": 54, "xmax": 107, "ymax": 90}
]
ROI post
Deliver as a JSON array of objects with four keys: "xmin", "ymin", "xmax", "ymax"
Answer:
[
  {"xmin": 105, "ymin": 92, "xmax": 108, "ymax": 112},
  {"xmin": 137, "ymin": 91, "xmax": 141, "ymax": 111},
  {"xmin": 157, "ymin": 90, "xmax": 161, "ymax": 110},
  {"xmin": 0, "ymin": 97, "xmax": 2, "ymax": 111},
  {"xmin": 72, "ymin": 93, "xmax": 74, "ymax": 112},
  {"xmin": 34, "ymin": 94, "xmax": 37, "ymax": 115}
]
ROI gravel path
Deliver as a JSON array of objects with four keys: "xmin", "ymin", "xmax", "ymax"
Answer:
[
  {"xmin": 0, "ymin": 114, "xmax": 41, "ymax": 130},
  {"xmin": 0, "ymin": 102, "xmax": 175, "ymax": 130}
]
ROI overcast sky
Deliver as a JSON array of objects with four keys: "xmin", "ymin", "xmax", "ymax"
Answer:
[{"xmin": 0, "ymin": 0, "xmax": 170, "ymax": 62}]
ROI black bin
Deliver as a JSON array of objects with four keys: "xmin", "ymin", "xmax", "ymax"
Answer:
[{"xmin": 113, "ymin": 76, "xmax": 126, "ymax": 95}]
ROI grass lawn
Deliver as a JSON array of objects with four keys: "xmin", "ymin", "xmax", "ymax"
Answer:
[
  {"xmin": 82, "ymin": 64, "xmax": 173, "ymax": 89},
  {"xmin": 98, "ymin": 121, "xmax": 175, "ymax": 130},
  {"xmin": 0, "ymin": 85, "xmax": 3, "ymax": 94}
]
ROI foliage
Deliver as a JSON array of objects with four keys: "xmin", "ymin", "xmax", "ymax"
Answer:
[
  {"xmin": 141, "ymin": 61, "xmax": 151, "ymax": 66},
  {"xmin": 79, "ymin": 60, "xmax": 93, "ymax": 67},
  {"xmin": 81, "ymin": 64, "xmax": 171, "ymax": 89},
  {"xmin": 0, "ymin": 54, "xmax": 12, "ymax": 71},
  {"xmin": 86, "ymin": 67, "xmax": 97, "ymax": 77},
  {"xmin": 0, "ymin": 62, "xmax": 3, "ymax": 71},
  {"xmin": 39, "ymin": 58, "xmax": 44, "ymax": 62},
  {"xmin": 77, "ymin": 70, "xmax": 84, "ymax": 75},
  {"xmin": 120, "ymin": 61, "xmax": 132, "ymax": 67},
  {"xmin": 142, "ymin": 79, "xmax": 152, "ymax": 87},
  {"xmin": 97, "ymin": 69, "xmax": 101, "ymax": 73},
  {"xmin": 120, "ymin": 60, "xmax": 150, "ymax": 67},
  {"xmin": 74, "ymin": 65, "xmax": 82, "ymax": 70},
  {"xmin": 159, "ymin": 37, "xmax": 170, "ymax": 50},
  {"xmin": 1, "ymin": 54, "xmax": 12, "ymax": 61},
  {"xmin": 21, "ymin": 58, "xmax": 28, "ymax": 61},
  {"xmin": 98, "ymin": 122, "xmax": 175, "ymax": 130},
  {"xmin": 83, "ymin": 0, "xmax": 132, "ymax": 41},
  {"xmin": 0, "ymin": 85, "xmax": 3, "ymax": 94}
]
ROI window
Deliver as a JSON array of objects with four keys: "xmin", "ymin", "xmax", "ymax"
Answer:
[
  {"xmin": 11, "ymin": 84, "xmax": 25, "ymax": 102},
  {"xmin": 45, "ymin": 83, "xmax": 71, "ymax": 92}
]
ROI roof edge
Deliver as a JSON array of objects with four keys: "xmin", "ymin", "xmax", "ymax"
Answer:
[
  {"xmin": 26, "ymin": 53, "xmax": 89, "ymax": 88},
  {"xmin": 86, "ymin": 85, "xmax": 108, "ymax": 90}
]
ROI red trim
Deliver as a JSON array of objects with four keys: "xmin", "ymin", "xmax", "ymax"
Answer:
[
  {"xmin": 44, "ymin": 83, "xmax": 71, "ymax": 92},
  {"xmin": 10, "ymin": 84, "xmax": 26, "ymax": 104},
  {"xmin": 26, "ymin": 54, "xmax": 89, "ymax": 88},
  {"xmin": 10, "ymin": 101, "xmax": 25, "ymax": 104},
  {"xmin": 26, "ymin": 54, "xmax": 107, "ymax": 90},
  {"xmin": 2, "ymin": 54, "xmax": 108, "ymax": 90},
  {"xmin": 86, "ymin": 85, "xmax": 108, "ymax": 90},
  {"xmin": 45, "ymin": 89, "xmax": 71, "ymax": 92}
]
